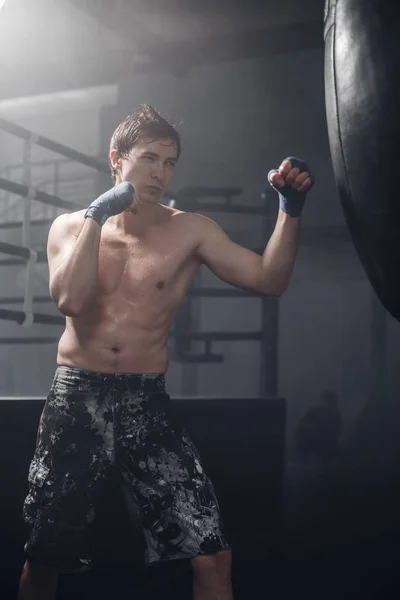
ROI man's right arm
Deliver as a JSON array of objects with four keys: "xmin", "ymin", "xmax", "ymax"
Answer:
[
  {"xmin": 47, "ymin": 214, "xmax": 102, "ymax": 317},
  {"xmin": 48, "ymin": 181, "xmax": 134, "ymax": 317}
]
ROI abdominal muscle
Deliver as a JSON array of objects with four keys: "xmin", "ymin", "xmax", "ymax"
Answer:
[{"xmin": 57, "ymin": 294, "xmax": 179, "ymax": 374}]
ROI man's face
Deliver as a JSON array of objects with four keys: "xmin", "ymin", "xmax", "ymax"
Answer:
[{"xmin": 111, "ymin": 137, "xmax": 178, "ymax": 203}]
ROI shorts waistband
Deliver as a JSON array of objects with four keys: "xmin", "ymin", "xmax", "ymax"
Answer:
[{"xmin": 55, "ymin": 366, "xmax": 165, "ymax": 392}]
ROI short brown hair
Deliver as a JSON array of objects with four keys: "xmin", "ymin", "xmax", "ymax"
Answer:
[{"xmin": 109, "ymin": 105, "xmax": 181, "ymax": 182}]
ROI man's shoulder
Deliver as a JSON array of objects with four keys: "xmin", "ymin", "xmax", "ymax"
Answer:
[
  {"xmin": 155, "ymin": 207, "xmax": 222, "ymax": 251},
  {"xmin": 49, "ymin": 210, "xmax": 86, "ymax": 235},
  {"xmin": 168, "ymin": 208, "xmax": 215, "ymax": 228},
  {"xmin": 53, "ymin": 209, "xmax": 86, "ymax": 225}
]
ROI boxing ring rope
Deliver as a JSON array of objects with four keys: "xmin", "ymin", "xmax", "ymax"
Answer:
[
  {"xmin": 0, "ymin": 241, "xmax": 46, "ymax": 262},
  {"xmin": 0, "ymin": 117, "xmax": 110, "ymax": 174},
  {"xmin": 0, "ymin": 176, "xmax": 83, "ymax": 212},
  {"xmin": 0, "ymin": 307, "xmax": 63, "ymax": 326},
  {"xmin": 0, "ymin": 337, "xmax": 58, "ymax": 345}
]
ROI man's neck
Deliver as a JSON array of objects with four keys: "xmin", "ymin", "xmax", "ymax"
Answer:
[{"xmin": 117, "ymin": 200, "xmax": 166, "ymax": 233}]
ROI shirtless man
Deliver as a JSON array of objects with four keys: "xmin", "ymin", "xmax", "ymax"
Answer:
[{"xmin": 18, "ymin": 105, "xmax": 314, "ymax": 600}]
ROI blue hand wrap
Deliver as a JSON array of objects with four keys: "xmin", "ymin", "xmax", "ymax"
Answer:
[
  {"xmin": 85, "ymin": 182, "xmax": 134, "ymax": 226},
  {"xmin": 267, "ymin": 156, "xmax": 315, "ymax": 218}
]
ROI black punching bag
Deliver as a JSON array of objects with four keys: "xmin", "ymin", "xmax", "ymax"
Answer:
[{"xmin": 324, "ymin": 0, "xmax": 400, "ymax": 321}]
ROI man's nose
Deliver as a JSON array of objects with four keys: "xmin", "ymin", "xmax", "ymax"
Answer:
[{"xmin": 151, "ymin": 161, "xmax": 163, "ymax": 179}]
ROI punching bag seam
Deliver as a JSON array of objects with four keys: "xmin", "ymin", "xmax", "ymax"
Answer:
[
  {"xmin": 330, "ymin": 15, "xmax": 353, "ymax": 207},
  {"xmin": 324, "ymin": 0, "xmax": 336, "ymax": 41},
  {"xmin": 327, "ymin": 6, "xmax": 368, "ymax": 267},
  {"xmin": 324, "ymin": 23, "xmax": 334, "ymax": 41}
]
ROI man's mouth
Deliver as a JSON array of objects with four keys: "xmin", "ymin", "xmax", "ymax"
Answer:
[{"xmin": 147, "ymin": 185, "xmax": 162, "ymax": 192}]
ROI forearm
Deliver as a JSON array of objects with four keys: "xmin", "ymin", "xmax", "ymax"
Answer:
[
  {"xmin": 260, "ymin": 209, "xmax": 300, "ymax": 295},
  {"xmin": 50, "ymin": 218, "xmax": 101, "ymax": 316}
]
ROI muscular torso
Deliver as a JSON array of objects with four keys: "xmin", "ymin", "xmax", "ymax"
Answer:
[{"xmin": 57, "ymin": 209, "xmax": 200, "ymax": 373}]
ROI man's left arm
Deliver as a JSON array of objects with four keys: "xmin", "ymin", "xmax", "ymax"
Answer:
[{"xmin": 195, "ymin": 157, "xmax": 314, "ymax": 296}]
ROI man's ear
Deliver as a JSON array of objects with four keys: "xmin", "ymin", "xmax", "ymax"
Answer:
[{"xmin": 109, "ymin": 149, "xmax": 121, "ymax": 170}]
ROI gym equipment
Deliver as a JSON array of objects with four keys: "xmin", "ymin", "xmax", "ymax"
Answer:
[{"xmin": 324, "ymin": 0, "xmax": 400, "ymax": 321}]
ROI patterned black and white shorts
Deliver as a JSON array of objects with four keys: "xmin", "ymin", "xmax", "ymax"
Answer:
[{"xmin": 22, "ymin": 366, "xmax": 230, "ymax": 572}]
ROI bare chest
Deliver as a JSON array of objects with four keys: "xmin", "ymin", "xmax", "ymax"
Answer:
[{"xmin": 97, "ymin": 227, "xmax": 197, "ymax": 299}]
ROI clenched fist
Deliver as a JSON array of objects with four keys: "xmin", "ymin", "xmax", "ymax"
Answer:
[
  {"xmin": 85, "ymin": 182, "xmax": 134, "ymax": 227},
  {"xmin": 268, "ymin": 157, "xmax": 315, "ymax": 218}
]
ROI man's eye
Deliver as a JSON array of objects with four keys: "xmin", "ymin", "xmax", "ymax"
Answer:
[
  {"xmin": 166, "ymin": 161, "xmax": 176, "ymax": 167},
  {"xmin": 143, "ymin": 155, "xmax": 154, "ymax": 161}
]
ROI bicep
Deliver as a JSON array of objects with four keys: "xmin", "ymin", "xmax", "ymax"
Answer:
[{"xmin": 196, "ymin": 220, "xmax": 263, "ymax": 292}]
